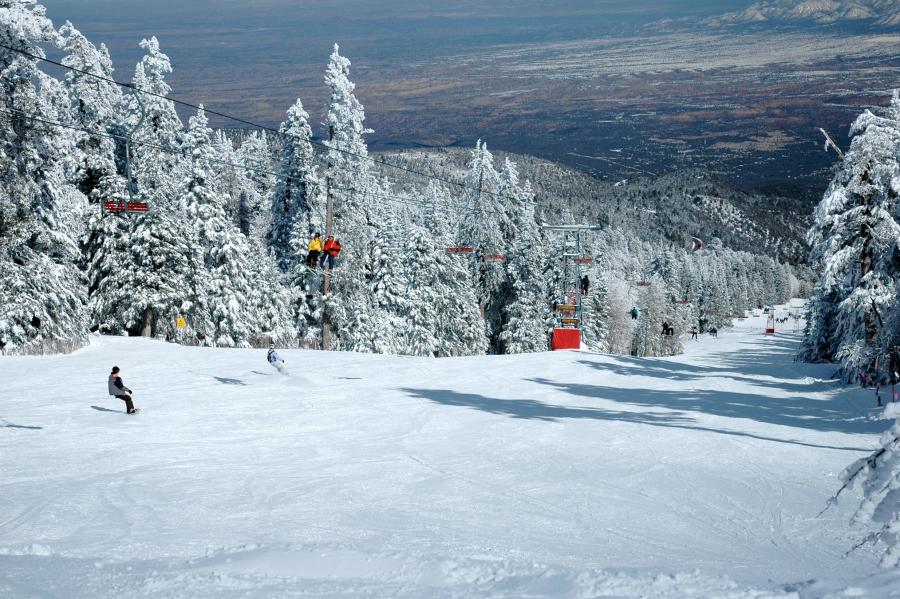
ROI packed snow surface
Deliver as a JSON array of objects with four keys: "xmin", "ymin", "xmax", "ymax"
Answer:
[{"xmin": 2, "ymin": 309, "xmax": 897, "ymax": 597}]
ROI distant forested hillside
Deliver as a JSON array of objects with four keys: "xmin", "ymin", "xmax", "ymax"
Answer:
[{"xmin": 379, "ymin": 149, "xmax": 814, "ymax": 263}]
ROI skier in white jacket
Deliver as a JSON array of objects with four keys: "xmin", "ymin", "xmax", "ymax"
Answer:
[{"xmin": 267, "ymin": 344, "xmax": 286, "ymax": 374}]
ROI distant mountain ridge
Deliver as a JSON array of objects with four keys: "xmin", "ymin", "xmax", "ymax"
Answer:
[{"xmin": 704, "ymin": 0, "xmax": 900, "ymax": 27}]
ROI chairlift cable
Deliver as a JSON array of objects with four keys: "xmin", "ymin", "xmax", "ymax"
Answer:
[
  {"xmin": 0, "ymin": 106, "xmax": 471, "ymax": 221},
  {"xmin": 0, "ymin": 42, "xmax": 533, "ymax": 209}
]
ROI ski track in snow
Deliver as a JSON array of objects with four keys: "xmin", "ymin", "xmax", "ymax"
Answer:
[{"xmin": 1, "ymin": 308, "xmax": 897, "ymax": 597}]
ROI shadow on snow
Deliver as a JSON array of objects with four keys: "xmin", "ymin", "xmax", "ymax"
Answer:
[
  {"xmin": 400, "ymin": 387, "xmax": 873, "ymax": 452},
  {"xmin": 398, "ymin": 334, "xmax": 880, "ymax": 450},
  {"xmin": 1, "ymin": 418, "xmax": 42, "ymax": 430}
]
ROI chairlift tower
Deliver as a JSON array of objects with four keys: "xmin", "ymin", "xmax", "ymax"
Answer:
[{"xmin": 541, "ymin": 224, "xmax": 601, "ymax": 350}]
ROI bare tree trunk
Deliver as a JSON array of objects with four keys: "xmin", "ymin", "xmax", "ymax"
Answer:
[{"xmin": 141, "ymin": 306, "xmax": 154, "ymax": 338}]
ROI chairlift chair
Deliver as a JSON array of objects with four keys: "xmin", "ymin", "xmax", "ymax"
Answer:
[{"xmin": 105, "ymin": 84, "xmax": 150, "ymax": 216}]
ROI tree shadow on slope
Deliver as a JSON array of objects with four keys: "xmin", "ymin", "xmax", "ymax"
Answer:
[
  {"xmin": 527, "ymin": 377, "xmax": 883, "ymax": 436},
  {"xmin": 1, "ymin": 418, "xmax": 42, "ymax": 430},
  {"xmin": 399, "ymin": 388, "xmax": 871, "ymax": 451},
  {"xmin": 399, "ymin": 387, "xmax": 693, "ymax": 424},
  {"xmin": 581, "ymin": 335, "xmax": 841, "ymax": 394}
]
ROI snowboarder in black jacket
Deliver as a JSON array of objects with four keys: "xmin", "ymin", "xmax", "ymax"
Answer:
[{"xmin": 108, "ymin": 366, "xmax": 138, "ymax": 414}]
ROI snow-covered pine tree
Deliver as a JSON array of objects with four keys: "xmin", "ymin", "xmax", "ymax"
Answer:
[
  {"xmin": 0, "ymin": 1, "xmax": 88, "ymax": 354},
  {"xmin": 457, "ymin": 140, "xmax": 510, "ymax": 352},
  {"xmin": 85, "ymin": 174, "xmax": 132, "ymax": 333},
  {"xmin": 321, "ymin": 43, "xmax": 381, "ymax": 352},
  {"xmin": 61, "ymin": 23, "xmax": 139, "ymax": 335},
  {"xmin": 268, "ymin": 98, "xmax": 322, "ymax": 270},
  {"xmin": 699, "ymin": 244, "xmax": 732, "ymax": 331},
  {"xmin": 801, "ymin": 99, "xmax": 900, "ymax": 380},
  {"xmin": 583, "ymin": 272, "xmax": 610, "ymax": 353},
  {"xmin": 264, "ymin": 99, "xmax": 327, "ymax": 345},
  {"xmin": 237, "ymin": 130, "xmax": 276, "ymax": 241},
  {"xmin": 364, "ymin": 181, "xmax": 413, "ymax": 355},
  {"xmin": 630, "ymin": 279, "xmax": 669, "ymax": 357},
  {"xmin": 247, "ymin": 246, "xmax": 297, "ymax": 346},
  {"xmin": 184, "ymin": 106, "xmax": 277, "ymax": 347},
  {"xmin": 107, "ymin": 37, "xmax": 193, "ymax": 337},
  {"xmin": 401, "ymin": 219, "xmax": 444, "ymax": 356},
  {"xmin": 59, "ymin": 21, "xmax": 122, "ymax": 199},
  {"xmin": 500, "ymin": 180, "xmax": 551, "ymax": 353},
  {"xmin": 497, "ymin": 156, "xmax": 522, "ymax": 240},
  {"xmin": 421, "ymin": 183, "xmax": 487, "ymax": 356}
]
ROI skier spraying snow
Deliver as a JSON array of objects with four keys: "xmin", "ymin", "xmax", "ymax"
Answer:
[
  {"xmin": 267, "ymin": 344, "xmax": 286, "ymax": 374},
  {"xmin": 108, "ymin": 366, "xmax": 139, "ymax": 414}
]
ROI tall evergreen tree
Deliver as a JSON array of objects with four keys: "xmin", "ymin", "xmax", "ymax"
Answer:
[
  {"xmin": 108, "ymin": 37, "xmax": 192, "ymax": 337},
  {"xmin": 321, "ymin": 44, "xmax": 380, "ymax": 351},
  {"xmin": 421, "ymin": 183, "xmax": 487, "ymax": 356},
  {"xmin": 802, "ymin": 100, "xmax": 900, "ymax": 380},
  {"xmin": 268, "ymin": 98, "xmax": 323, "ymax": 270},
  {"xmin": 59, "ymin": 21, "xmax": 122, "ymax": 199},
  {"xmin": 185, "ymin": 107, "xmax": 281, "ymax": 346},
  {"xmin": 237, "ymin": 130, "xmax": 276, "ymax": 241},
  {"xmin": 0, "ymin": 0, "xmax": 88, "ymax": 353},
  {"xmin": 583, "ymin": 273, "xmax": 610, "ymax": 353},
  {"xmin": 457, "ymin": 141, "xmax": 509, "ymax": 352},
  {"xmin": 501, "ymin": 180, "xmax": 550, "ymax": 353}
]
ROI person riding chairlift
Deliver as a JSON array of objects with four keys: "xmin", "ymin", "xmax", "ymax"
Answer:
[
  {"xmin": 320, "ymin": 236, "xmax": 343, "ymax": 270},
  {"xmin": 306, "ymin": 232, "xmax": 323, "ymax": 268}
]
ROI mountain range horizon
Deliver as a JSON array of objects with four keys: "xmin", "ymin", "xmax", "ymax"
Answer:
[{"xmin": 39, "ymin": 0, "xmax": 900, "ymax": 195}]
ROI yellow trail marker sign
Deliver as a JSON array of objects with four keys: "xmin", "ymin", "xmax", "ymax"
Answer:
[{"xmin": 176, "ymin": 315, "xmax": 186, "ymax": 330}]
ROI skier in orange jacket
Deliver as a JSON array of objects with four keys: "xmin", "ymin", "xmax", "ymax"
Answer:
[{"xmin": 320, "ymin": 236, "xmax": 343, "ymax": 270}]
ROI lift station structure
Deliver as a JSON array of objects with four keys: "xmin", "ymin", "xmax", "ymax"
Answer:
[{"xmin": 542, "ymin": 224, "xmax": 601, "ymax": 350}]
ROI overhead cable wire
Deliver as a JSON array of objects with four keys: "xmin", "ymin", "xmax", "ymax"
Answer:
[
  {"xmin": 0, "ymin": 106, "xmax": 467, "ymax": 218},
  {"xmin": 0, "ymin": 41, "xmax": 524, "ymax": 206}
]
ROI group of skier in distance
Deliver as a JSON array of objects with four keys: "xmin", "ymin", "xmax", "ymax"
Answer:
[
  {"xmin": 106, "ymin": 235, "xmax": 344, "ymax": 412},
  {"xmin": 107, "ymin": 345, "xmax": 289, "ymax": 414},
  {"xmin": 105, "ymin": 235, "xmax": 720, "ymax": 413}
]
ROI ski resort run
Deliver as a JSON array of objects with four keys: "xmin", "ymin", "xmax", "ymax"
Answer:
[{"xmin": 2, "ymin": 309, "xmax": 898, "ymax": 597}]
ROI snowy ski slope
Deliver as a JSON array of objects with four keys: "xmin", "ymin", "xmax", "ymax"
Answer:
[{"xmin": 1, "ymin": 307, "xmax": 898, "ymax": 597}]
